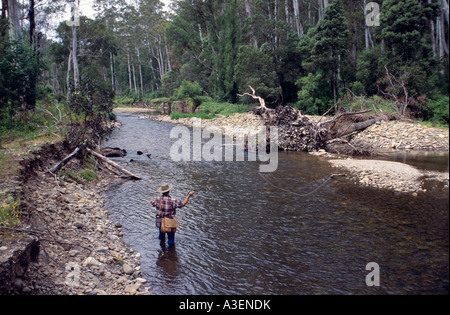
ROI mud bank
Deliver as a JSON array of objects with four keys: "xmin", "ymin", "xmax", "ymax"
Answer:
[{"xmin": 1, "ymin": 141, "xmax": 149, "ymax": 295}]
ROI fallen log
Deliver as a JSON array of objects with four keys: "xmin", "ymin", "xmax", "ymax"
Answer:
[
  {"xmin": 49, "ymin": 140, "xmax": 87, "ymax": 174},
  {"xmin": 336, "ymin": 118, "xmax": 383, "ymax": 138},
  {"xmin": 86, "ymin": 148, "xmax": 141, "ymax": 180},
  {"xmin": 242, "ymin": 87, "xmax": 385, "ymax": 155}
]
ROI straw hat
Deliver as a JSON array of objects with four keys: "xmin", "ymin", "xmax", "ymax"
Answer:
[{"xmin": 157, "ymin": 183, "xmax": 173, "ymax": 194}]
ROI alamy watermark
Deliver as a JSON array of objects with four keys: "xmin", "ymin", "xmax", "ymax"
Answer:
[
  {"xmin": 66, "ymin": 1, "xmax": 81, "ymax": 27},
  {"xmin": 169, "ymin": 118, "xmax": 279, "ymax": 173},
  {"xmin": 365, "ymin": 2, "xmax": 380, "ymax": 27},
  {"xmin": 366, "ymin": 262, "xmax": 380, "ymax": 287}
]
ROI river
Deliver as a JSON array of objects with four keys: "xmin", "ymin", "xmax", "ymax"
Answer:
[{"xmin": 104, "ymin": 113, "xmax": 449, "ymax": 295}]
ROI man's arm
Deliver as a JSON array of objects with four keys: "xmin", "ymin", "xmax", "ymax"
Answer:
[{"xmin": 182, "ymin": 191, "xmax": 195, "ymax": 206}]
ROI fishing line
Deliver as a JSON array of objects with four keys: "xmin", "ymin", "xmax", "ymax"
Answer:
[{"xmin": 258, "ymin": 172, "xmax": 333, "ymax": 197}]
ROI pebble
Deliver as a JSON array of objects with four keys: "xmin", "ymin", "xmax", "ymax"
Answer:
[
  {"xmin": 122, "ymin": 264, "xmax": 134, "ymax": 275},
  {"xmin": 13, "ymin": 174, "xmax": 150, "ymax": 295},
  {"xmin": 351, "ymin": 120, "xmax": 449, "ymax": 152},
  {"xmin": 328, "ymin": 159, "xmax": 448, "ymax": 193}
]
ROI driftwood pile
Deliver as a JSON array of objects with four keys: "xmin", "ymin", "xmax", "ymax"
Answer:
[{"xmin": 241, "ymin": 86, "xmax": 393, "ymax": 156}]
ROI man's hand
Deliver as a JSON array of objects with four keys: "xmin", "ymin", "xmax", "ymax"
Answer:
[{"xmin": 183, "ymin": 191, "xmax": 195, "ymax": 206}]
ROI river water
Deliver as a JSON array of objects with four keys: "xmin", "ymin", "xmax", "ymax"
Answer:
[{"xmin": 104, "ymin": 113, "xmax": 449, "ymax": 295}]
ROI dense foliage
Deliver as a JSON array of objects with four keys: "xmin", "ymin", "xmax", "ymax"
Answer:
[{"xmin": 0, "ymin": 0, "xmax": 449, "ymax": 127}]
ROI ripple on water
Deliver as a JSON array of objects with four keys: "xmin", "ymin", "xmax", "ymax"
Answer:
[{"xmin": 104, "ymin": 114, "xmax": 449, "ymax": 295}]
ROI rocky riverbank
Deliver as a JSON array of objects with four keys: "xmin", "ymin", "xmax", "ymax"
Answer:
[
  {"xmin": 1, "ymin": 142, "xmax": 150, "ymax": 295},
  {"xmin": 327, "ymin": 120, "xmax": 449, "ymax": 193},
  {"xmin": 148, "ymin": 110, "xmax": 449, "ymax": 153},
  {"xmin": 150, "ymin": 111, "xmax": 266, "ymax": 135},
  {"xmin": 351, "ymin": 120, "xmax": 449, "ymax": 152},
  {"xmin": 328, "ymin": 158, "xmax": 449, "ymax": 194}
]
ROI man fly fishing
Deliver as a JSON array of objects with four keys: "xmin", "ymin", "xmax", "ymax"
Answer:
[{"xmin": 151, "ymin": 183, "xmax": 195, "ymax": 247}]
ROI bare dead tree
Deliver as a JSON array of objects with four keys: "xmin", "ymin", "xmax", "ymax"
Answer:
[
  {"xmin": 238, "ymin": 85, "xmax": 267, "ymax": 108},
  {"xmin": 378, "ymin": 65, "xmax": 410, "ymax": 116}
]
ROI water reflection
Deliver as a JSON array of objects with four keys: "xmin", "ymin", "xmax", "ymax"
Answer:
[
  {"xmin": 104, "ymin": 113, "xmax": 449, "ymax": 295},
  {"xmin": 156, "ymin": 245, "xmax": 180, "ymax": 279}
]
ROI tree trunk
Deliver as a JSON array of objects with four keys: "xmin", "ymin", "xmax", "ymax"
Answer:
[
  {"xmin": 66, "ymin": 49, "xmax": 72, "ymax": 103},
  {"xmin": 7, "ymin": 0, "xmax": 20, "ymax": 40},
  {"xmin": 429, "ymin": 0, "xmax": 437, "ymax": 57},
  {"xmin": 136, "ymin": 46, "xmax": 144, "ymax": 95},
  {"xmin": 24, "ymin": 0, "xmax": 37, "ymax": 110},
  {"xmin": 72, "ymin": 0, "xmax": 80, "ymax": 91},
  {"xmin": 1, "ymin": 0, "xmax": 8, "ymax": 38},
  {"xmin": 86, "ymin": 148, "xmax": 141, "ymax": 180},
  {"xmin": 113, "ymin": 54, "xmax": 119, "ymax": 93},
  {"xmin": 132, "ymin": 63, "xmax": 138, "ymax": 98},
  {"xmin": 50, "ymin": 141, "xmax": 87, "ymax": 174},
  {"xmin": 29, "ymin": 0, "xmax": 35, "ymax": 48},
  {"xmin": 244, "ymin": 0, "xmax": 257, "ymax": 48},
  {"xmin": 110, "ymin": 51, "xmax": 115, "ymax": 91},
  {"xmin": 165, "ymin": 43, "xmax": 172, "ymax": 72},
  {"xmin": 158, "ymin": 42, "xmax": 165, "ymax": 78},
  {"xmin": 439, "ymin": 8, "xmax": 449, "ymax": 56},
  {"xmin": 336, "ymin": 118, "xmax": 382, "ymax": 138},
  {"xmin": 292, "ymin": 0, "xmax": 304, "ymax": 37},
  {"xmin": 285, "ymin": 0, "xmax": 290, "ymax": 33},
  {"xmin": 440, "ymin": 0, "xmax": 449, "ymax": 27},
  {"xmin": 1, "ymin": 0, "xmax": 7, "ymax": 19},
  {"xmin": 364, "ymin": 0, "xmax": 370, "ymax": 50},
  {"xmin": 318, "ymin": 0, "xmax": 323, "ymax": 20},
  {"xmin": 127, "ymin": 50, "xmax": 132, "ymax": 92}
]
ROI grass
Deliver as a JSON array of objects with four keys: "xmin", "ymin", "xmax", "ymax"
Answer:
[
  {"xmin": 0, "ymin": 191, "xmax": 21, "ymax": 228},
  {"xmin": 198, "ymin": 101, "xmax": 253, "ymax": 117},
  {"xmin": 114, "ymin": 94, "xmax": 254, "ymax": 119},
  {"xmin": 170, "ymin": 100, "xmax": 254, "ymax": 120},
  {"xmin": 114, "ymin": 96, "xmax": 170, "ymax": 108},
  {"xmin": 415, "ymin": 120, "xmax": 449, "ymax": 129},
  {"xmin": 59, "ymin": 153, "xmax": 99, "ymax": 184},
  {"xmin": 340, "ymin": 95, "xmax": 399, "ymax": 115},
  {"xmin": 0, "ymin": 97, "xmax": 89, "ymax": 227},
  {"xmin": 170, "ymin": 112, "xmax": 217, "ymax": 120},
  {"xmin": 80, "ymin": 169, "xmax": 98, "ymax": 182}
]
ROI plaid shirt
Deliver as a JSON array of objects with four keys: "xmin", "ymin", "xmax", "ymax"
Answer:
[{"xmin": 152, "ymin": 195, "xmax": 185, "ymax": 219}]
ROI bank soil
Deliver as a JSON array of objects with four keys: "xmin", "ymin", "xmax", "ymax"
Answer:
[{"xmin": 1, "ymin": 141, "xmax": 149, "ymax": 295}]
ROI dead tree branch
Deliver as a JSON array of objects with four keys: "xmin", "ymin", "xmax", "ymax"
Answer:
[
  {"xmin": 49, "ymin": 140, "xmax": 88, "ymax": 174},
  {"xmin": 86, "ymin": 148, "xmax": 141, "ymax": 180},
  {"xmin": 238, "ymin": 86, "xmax": 267, "ymax": 108}
]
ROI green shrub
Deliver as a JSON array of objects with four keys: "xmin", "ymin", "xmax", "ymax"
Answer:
[
  {"xmin": 351, "ymin": 81, "xmax": 366, "ymax": 96},
  {"xmin": 429, "ymin": 95, "xmax": 449, "ymax": 125},
  {"xmin": 80, "ymin": 169, "xmax": 98, "ymax": 182},
  {"xmin": 172, "ymin": 80, "xmax": 203, "ymax": 100}
]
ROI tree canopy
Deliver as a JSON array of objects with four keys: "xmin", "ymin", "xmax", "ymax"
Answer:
[{"xmin": 0, "ymin": 0, "xmax": 448, "ymax": 123}]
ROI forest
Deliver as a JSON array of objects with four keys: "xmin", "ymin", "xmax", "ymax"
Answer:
[{"xmin": 0, "ymin": 0, "xmax": 449, "ymax": 142}]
